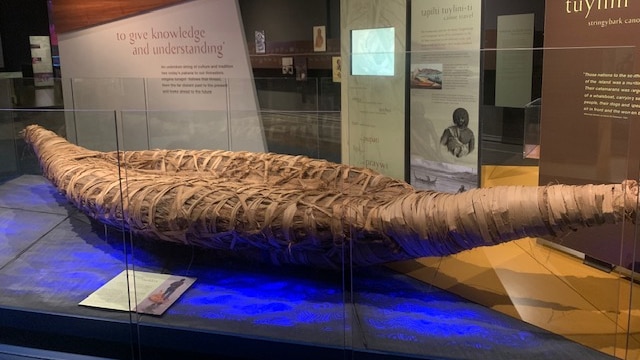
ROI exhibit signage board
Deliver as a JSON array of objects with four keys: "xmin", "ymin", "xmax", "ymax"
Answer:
[
  {"xmin": 52, "ymin": 0, "xmax": 264, "ymax": 152},
  {"xmin": 409, "ymin": 0, "xmax": 481, "ymax": 193},
  {"xmin": 540, "ymin": 0, "xmax": 640, "ymax": 269},
  {"xmin": 340, "ymin": 0, "xmax": 407, "ymax": 180}
]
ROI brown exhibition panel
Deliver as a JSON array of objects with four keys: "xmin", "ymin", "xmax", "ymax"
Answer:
[{"xmin": 539, "ymin": 0, "xmax": 640, "ymax": 269}]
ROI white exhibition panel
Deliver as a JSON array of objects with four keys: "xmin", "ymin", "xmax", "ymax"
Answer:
[{"xmin": 57, "ymin": 0, "xmax": 264, "ymax": 152}]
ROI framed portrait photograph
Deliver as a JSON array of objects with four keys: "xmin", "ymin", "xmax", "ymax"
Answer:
[
  {"xmin": 313, "ymin": 25, "xmax": 326, "ymax": 52},
  {"xmin": 255, "ymin": 30, "xmax": 266, "ymax": 54},
  {"xmin": 332, "ymin": 56, "xmax": 341, "ymax": 82}
]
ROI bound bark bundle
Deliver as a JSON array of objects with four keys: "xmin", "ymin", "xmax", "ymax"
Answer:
[{"xmin": 22, "ymin": 125, "xmax": 639, "ymax": 268}]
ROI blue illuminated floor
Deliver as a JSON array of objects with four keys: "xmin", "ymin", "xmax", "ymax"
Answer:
[{"xmin": 0, "ymin": 175, "xmax": 616, "ymax": 360}]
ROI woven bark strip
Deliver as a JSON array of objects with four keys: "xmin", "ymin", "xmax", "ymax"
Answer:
[{"xmin": 22, "ymin": 125, "xmax": 639, "ymax": 268}]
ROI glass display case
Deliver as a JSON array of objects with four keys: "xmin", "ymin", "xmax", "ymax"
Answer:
[
  {"xmin": 0, "ymin": 78, "xmax": 349, "ymax": 359},
  {"xmin": 347, "ymin": 46, "xmax": 640, "ymax": 360},
  {"xmin": 0, "ymin": 108, "xmax": 137, "ymax": 359},
  {"xmin": 1, "ymin": 45, "xmax": 640, "ymax": 360}
]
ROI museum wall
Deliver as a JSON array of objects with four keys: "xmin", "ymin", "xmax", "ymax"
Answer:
[
  {"xmin": 0, "ymin": 0, "xmax": 50, "ymax": 73},
  {"xmin": 239, "ymin": 0, "xmax": 339, "ymax": 43},
  {"xmin": 239, "ymin": 0, "xmax": 341, "ymax": 112}
]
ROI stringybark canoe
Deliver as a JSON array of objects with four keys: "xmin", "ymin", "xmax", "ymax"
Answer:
[{"xmin": 22, "ymin": 125, "xmax": 639, "ymax": 268}]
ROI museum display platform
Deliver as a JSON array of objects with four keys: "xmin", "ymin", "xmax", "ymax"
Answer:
[{"xmin": 0, "ymin": 175, "xmax": 618, "ymax": 359}]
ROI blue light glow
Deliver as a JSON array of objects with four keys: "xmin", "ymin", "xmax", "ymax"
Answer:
[{"xmin": 0, "ymin": 176, "xmax": 605, "ymax": 359}]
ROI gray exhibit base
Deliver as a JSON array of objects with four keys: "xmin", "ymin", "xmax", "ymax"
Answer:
[{"xmin": 0, "ymin": 175, "xmax": 617, "ymax": 360}]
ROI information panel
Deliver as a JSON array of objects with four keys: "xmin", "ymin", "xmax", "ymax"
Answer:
[
  {"xmin": 540, "ymin": 0, "xmax": 640, "ymax": 269},
  {"xmin": 409, "ymin": 0, "xmax": 481, "ymax": 193},
  {"xmin": 341, "ymin": 0, "xmax": 407, "ymax": 180}
]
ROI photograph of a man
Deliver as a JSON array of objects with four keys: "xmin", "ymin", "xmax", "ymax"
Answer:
[{"xmin": 440, "ymin": 107, "xmax": 475, "ymax": 158}]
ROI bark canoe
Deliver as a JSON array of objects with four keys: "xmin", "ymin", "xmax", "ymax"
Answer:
[{"xmin": 22, "ymin": 125, "xmax": 639, "ymax": 268}]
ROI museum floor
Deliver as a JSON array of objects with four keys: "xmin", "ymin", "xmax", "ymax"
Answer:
[{"xmin": 388, "ymin": 164, "xmax": 640, "ymax": 360}]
